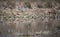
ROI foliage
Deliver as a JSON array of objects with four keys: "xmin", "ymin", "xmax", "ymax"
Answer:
[
  {"xmin": 56, "ymin": 26, "xmax": 60, "ymax": 30},
  {"xmin": 45, "ymin": 0, "xmax": 52, "ymax": 8},
  {"xmin": 37, "ymin": 4, "xmax": 43, "ymax": 8},
  {"xmin": 40, "ymin": 0, "xmax": 52, "ymax": 8},
  {"xmin": 0, "ymin": 10, "xmax": 15, "ymax": 34},
  {"xmin": 55, "ymin": 0, "xmax": 60, "ymax": 3},
  {"xmin": 45, "ymin": 2, "xmax": 52, "ymax": 8},
  {"xmin": 0, "ymin": 11, "xmax": 11, "ymax": 21},
  {"xmin": 24, "ymin": 2, "xmax": 32, "ymax": 9}
]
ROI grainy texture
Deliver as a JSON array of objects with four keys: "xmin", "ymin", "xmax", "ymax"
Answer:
[{"xmin": 0, "ymin": 0, "xmax": 60, "ymax": 37}]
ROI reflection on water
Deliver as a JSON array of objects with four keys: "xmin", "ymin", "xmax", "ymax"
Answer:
[
  {"xmin": 0, "ymin": 33, "xmax": 52, "ymax": 37},
  {"xmin": 0, "ymin": 34, "xmax": 19, "ymax": 37},
  {"xmin": 0, "ymin": 31, "xmax": 53, "ymax": 37}
]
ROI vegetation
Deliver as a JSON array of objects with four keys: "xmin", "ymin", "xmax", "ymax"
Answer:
[
  {"xmin": 37, "ymin": 4, "xmax": 43, "ymax": 8},
  {"xmin": 0, "ymin": 10, "xmax": 16, "ymax": 35},
  {"xmin": 55, "ymin": 0, "xmax": 60, "ymax": 3},
  {"xmin": 0, "ymin": 0, "xmax": 60, "ymax": 37},
  {"xmin": 24, "ymin": 2, "xmax": 32, "ymax": 9}
]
